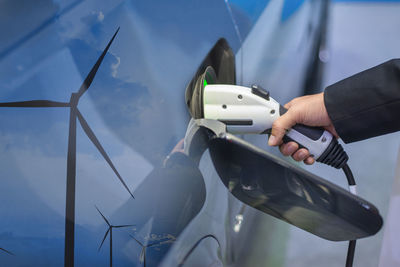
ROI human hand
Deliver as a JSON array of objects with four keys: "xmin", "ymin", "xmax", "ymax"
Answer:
[{"xmin": 267, "ymin": 92, "xmax": 338, "ymax": 165}]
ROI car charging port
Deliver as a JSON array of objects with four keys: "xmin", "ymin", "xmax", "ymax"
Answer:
[
  {"xmin": 185, "ymin": 38, "xmax": 236, "ymax": 119},
  {"xmin": 186, "ymin": 66, "xmax": 217, "ymax": 119}
]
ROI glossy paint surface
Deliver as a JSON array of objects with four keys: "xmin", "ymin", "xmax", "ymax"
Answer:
[
  {"xmin": 208, "ymin": 134, "xmax": 382, "ymax": 241},
  {"xmin": 0, "ymin": 0, "xmax": 238, "ymax": 265},
  {"xmin": 0, "ymin": 0, "xmax": 328, "ymax": 266}
]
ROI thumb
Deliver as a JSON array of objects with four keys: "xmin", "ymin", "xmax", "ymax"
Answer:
[{"xmin": 268, "ymin": 111, "xmax": 297, "ymax": 146}]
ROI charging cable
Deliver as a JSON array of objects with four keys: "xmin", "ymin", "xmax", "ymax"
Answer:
[{"xmin": 342, "ymin": 164, "xmax": 357, "ymax": 267}]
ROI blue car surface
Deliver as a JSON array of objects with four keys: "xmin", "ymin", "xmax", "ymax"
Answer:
[{"xmin": 0, "ymin": 0, "xmax": 329, "ymax": 266}]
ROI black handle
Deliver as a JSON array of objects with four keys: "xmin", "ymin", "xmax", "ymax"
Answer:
[
  {"xmin": 278, "ymin": 105, "xmax": 348, "ymax": 168},
  {"xmin": 279, "ymin": 105, "xmax": 325, "ymax": 142},
  {"xmin": 282, "ymin": 135, "xmax": 307, "ymax": 149}
]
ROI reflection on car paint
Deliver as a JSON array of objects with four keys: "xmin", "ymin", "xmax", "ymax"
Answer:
[
  {"xmin": 104, "ymin": 151, "xmax": 206, "ymax": 266},
  {"xmin": 0, "ymin": 0, "xmax": 83, "ymax": 60},
  {"xmin": 177, "ymin": 234, "xmax": 221, "ymax": 267},
  {"xmin": 0, "ymin": 28, "xmax": 134, "ymax": 266},
  {"xmin": 0, "ymin": 248, "xmax": 14, "ymax": 256},
  {"xmin": 225, "ymin": 0, "xmax": 271, "ymax": 41},
  {"xmin": 281, "ymin": 0, "xmax": 306, "ymax": 21},
  {"xmin": 233, "ymin": 213, "xmax": 244, "ymax": 233},
  {"xmin": 208, "ymin": 134, "xmax": 383, "ymax": 241},
  {"xmin": 285, "ymin": 169, "xmax": 314, "ymax": 203},
  {"xmin": 96, "ymin": 206, "xmax": 135, "ymax": 267},
  {"xmin": 130, "ymin": 233, "xmax": 176, "ymax": 267},
  {"xmin": 224, "ymin": 0, "xmax": 244, "ymax": 83},
  {"xmin": 0, "ymin": 0, "xmax": 331, "ymax": 266}
]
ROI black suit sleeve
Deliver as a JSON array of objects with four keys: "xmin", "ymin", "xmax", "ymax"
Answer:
[{"xmin": 324, "ymin": 59, "xmax": 400, "ymax": 143}]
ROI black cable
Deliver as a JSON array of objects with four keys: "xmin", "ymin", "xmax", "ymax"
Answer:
[
  {"xmin": 342, "ymin": 163, "xmax": 356, "ymax": 267},
  {"xmin": 343, "ymin": 164, "xmax": 356, "ymax": 186},
  {"xmin": 346, "ymin": 240, "xmax": 356, "ymax": 267}
]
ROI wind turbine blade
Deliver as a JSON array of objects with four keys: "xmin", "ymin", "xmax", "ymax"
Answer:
[
  {"xmin": 113, "ymin": 224, "xmax": 135, "ymax": 228},
  {"xmin": 129, "ymin": 234, "xmax": 143, "ymax": 247},
  {"xmin": 95, "ymin": 205, "xmax": 111, "ymax": 226},
  {"xmin": 77, "ymin": 110, "xmax": 134, "ymax": 199},
  {"xmin": 0, "ymin": 248, "xmax": 14, "ymax": 255},
  {"xmin": 76, "ymin": 27, "xmax": 120, "ymax": 98},
  {"xmin": 147, "ymin": 241, "xmax": 160, "ymax": 248},
  {"xmin": 0, "ymin": 100, "xmax": 69, "ymax": 107},
  {"xmin": 98, "ymin": 228, "xmax": 111, "ymax": 251}
]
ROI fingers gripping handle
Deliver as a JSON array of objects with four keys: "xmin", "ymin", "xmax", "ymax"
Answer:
[
  {"xmin": 284, "ymin": 125, "xmax": 333, "ymax": 159},
  {"xmin": 280, "ymin": 106, "xmax": 348, "ymax": 168}
]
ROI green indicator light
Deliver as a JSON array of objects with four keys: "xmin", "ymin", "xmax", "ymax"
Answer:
[{"xmin": 203, "ymin": 79, "xmax": 208, "ymax": 88}]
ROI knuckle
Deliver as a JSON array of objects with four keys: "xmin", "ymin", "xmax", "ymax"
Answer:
[
  {"xmin": 281, "ymin": 147, "xmax": 291, "ymax": 156},
  {"xmin": 293, "ymin": 148, "xmax": 309, "ymax": 161},
  {"xmin": 298, "ymin": 148, "xmax": 309, "ymax": 156}
]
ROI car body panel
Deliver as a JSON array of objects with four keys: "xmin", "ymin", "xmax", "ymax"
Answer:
[{"xmin": 0, "ymin": 0, "xmax": 328, "ymax": 266}]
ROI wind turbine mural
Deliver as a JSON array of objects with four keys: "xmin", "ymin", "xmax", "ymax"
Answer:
[
  {"xmin": 0, "ymin": 28, "xmax": 134, "ymax": 266},
  {"xmin": 0, "ymin": 247, "xmax": 14, "ymax": 256},
  {"xmin": 130, "ymin": 234, "xmax": 176, "ymax": 267},
  {"xmin": 96, "ymin": 206, "xmax": 135, "ymax": 267}
]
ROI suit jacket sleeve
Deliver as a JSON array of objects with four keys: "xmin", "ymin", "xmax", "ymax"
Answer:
[{"xmin": 324, "ymin": 59, "xmax": 400, "ymax": 143}]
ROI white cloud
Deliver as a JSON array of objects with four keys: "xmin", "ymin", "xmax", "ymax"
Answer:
[
  {"xmin": 111, "ymin": 55, "xmax": 120, "ymax": 78},
  {"xmin": 97, "ymin": 11, "xmax": 104, "ymax": 22},
  {"xmin": 0, "ymin": 128, "xmax": 153, "ymax": 226}
]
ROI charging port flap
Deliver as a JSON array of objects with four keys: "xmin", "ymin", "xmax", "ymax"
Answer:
[{"xmin": 208, "ymin": 133, "xmax": 383, "ymax": 241}]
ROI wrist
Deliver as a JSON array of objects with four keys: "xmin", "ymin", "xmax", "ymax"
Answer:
[{"xmin": 322, "ymin": 91, "xmax": 339, "ymax": 138}]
